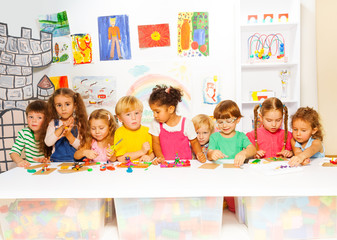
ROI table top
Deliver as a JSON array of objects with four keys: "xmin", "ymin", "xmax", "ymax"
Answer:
[{"xmin": 0, "ymin": 158, "xmax": 336, "ymax": 199}]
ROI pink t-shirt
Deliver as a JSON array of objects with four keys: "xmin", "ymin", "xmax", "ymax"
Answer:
[{"xmin": 246, "ymin": 127, "xmax": 292, "ymax": 158}]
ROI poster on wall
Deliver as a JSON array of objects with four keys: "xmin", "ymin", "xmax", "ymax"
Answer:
[
  {"xmin": 178, "ymin": 12, "xmax": 209, "ymax": 57},
  {"xmin": 203, "ymin": 75, "xmax": 220, "ymax": 104},
  {"xmin": 71, "ymin": 34, "xmax": 92, "ymax": 65},
  {"xmin": 72, "ymin": 76, "xmax": 117, "ymax": 115},
  {"xmin": 50, "ymin": 76, "xmax": 69, "ymax": 89},
  {"xmin": 52, "ymin": 36, "xmax": 71, "ymax": 64},
  {"xmin": 127, "ymin": 63, "xmax": 192, "ymax": 126},
  {"xmin": 38, "ymin": 10, "xmax": 70, "ymax": 37},
  {"xmin": 97, "ymin": 15, "xmax": 131, "ymax": 61},
  {"xmin": 138, "ymin": 24, "xmax": 170, "ymax": 48}
]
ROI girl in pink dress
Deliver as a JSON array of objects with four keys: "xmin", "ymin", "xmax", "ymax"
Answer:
[
  {"xmin": 246, "ymin": 97, "xmax": 293, "ymax": 159},
  {"xmin": 148, "ymin": 85, "xmax": 206, "ymax": 164},
  {"xmin": 74, "ymin": 109, "xmax": 118, "ymax": 162}
]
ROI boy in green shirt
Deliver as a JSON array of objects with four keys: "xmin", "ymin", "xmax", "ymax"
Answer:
[{"xmin": 10, "ymin": 100, "xmax": 49, "ymax": 167}]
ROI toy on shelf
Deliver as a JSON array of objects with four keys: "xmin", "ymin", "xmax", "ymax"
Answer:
[
  {"xmin": 263, "ymin": 14, "xmax": 274, "ymax": 23},
  {"xmin": 247, "ymin": 15, "xmax": 258, "ymax": 24},
  {"xmin": 250, "ymin": 89, "xmax": 275, "ymax": 101},
  {"xmin": 280, "ymin": 69, "xmax": 290, "ymax": 99},
  {"xmin": 160, "ymin": 153, "xmax": 191, "ymax": 168},
  {"xmin": 278, "ymin": 13, "xmax": 289, "ymax": 23},
  {"xmin": 248, "ymin": 33, "xmax": 286, "ymax": 63}
]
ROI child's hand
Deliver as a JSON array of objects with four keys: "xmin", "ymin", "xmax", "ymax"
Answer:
[
  {"xmin": 84, "ymin": 150, "xmax": 98, "ymax": 160},
  {"xmin": 255, "ymin": 150, "xmax": 266, "ymax": 159},
  {"xmin": 152, "ymin": 156, "xmax": 165, "ymax": 165},
  {"xmin": 106, "ymin": 148, "xmax": 115, "ymax": 161},
  {"xmin": 141, "ymin": 142, "xmax": 151, "ymax": 154},
  {"xmin": 288, "ymin": 156, "xmax": 304, "ymax": 167},
  {"xmin": 196, "ymin": 152, "xmax": 206, "ymax": 163},
  {"xmin": 277, "ymin": 150, "xmax": 293, "ymax": 158},
  {"xmin": 34, "ymin": 157, "xmax": 51, "ymax": 163},
  {"xmin": 234, "ymin": 152, "xmax": 246, "ymax": 167},
  {"xmin": 62, "ymin": 116, "xmax": 74, "ymax": 127},
  {"xmin": 18, "ymin": 160, "xmax": 30, "ymax": 168},
  {"xmin": 209, "ymin": 150, "xmax": 225, "ymax": 161},
  {"xmin": 301, "ymin": 158, "xmax": 311, "ymax": 166},
  {"xmin": 140, "ymin": 155, "xmax": 151, "ymax": 162}
]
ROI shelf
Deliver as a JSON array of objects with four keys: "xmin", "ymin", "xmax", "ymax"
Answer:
[
  {"xmin": 242, "ymin": 100, "xmax": 298, "ymax": 105},
  {"xmin": 241, "ymin": 22, "xmax": 298, "ymax": 31},
  {"xmin": 241, "ymin": 62, "xmax": 298, "ymax": 69}
]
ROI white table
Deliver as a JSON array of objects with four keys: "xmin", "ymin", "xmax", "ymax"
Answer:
[{"xmin": 0, "ymin": 158, "xmax": 335, "ymax": 199}]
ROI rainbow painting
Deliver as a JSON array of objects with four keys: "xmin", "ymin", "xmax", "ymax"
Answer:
[{"xmin": 126, "ymin": 74, "xmax": 191, "ymax": 125}]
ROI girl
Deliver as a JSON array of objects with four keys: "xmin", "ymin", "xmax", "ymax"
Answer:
[
  {"xmin": 288, "ymin": 107, "xmax": 324, "ymax": 167},
  {"xmin": 149, "ymin": 85, "xmax": 206, "ymax": 164},
  {"xmin": 246, "ymin": 97, "xmax": 293, "ymax": 159},
  {"xmin": 44, "ymin": 88, "xmax": 88, "ymax": 162},
  {"xmin": 74, "ymin": 109, "xmax": 118, "ymax": 162}
]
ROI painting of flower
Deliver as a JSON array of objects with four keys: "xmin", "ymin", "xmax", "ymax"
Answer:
[{"xmin": 138, "ymin": 24, "xmax": 170, "ymax": 48}]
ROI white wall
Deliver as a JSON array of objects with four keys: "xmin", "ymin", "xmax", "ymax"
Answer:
[{"xmin": 0, "ymin": 0, "xmax": 316, "ymax": 115}]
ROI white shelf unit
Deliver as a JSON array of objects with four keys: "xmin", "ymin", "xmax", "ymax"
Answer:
[{"xmin": 236, "ymin": 0, "xmax": 300, "ymax": 133}]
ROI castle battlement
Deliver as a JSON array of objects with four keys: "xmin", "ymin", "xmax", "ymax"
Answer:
[{"xmin": 0, "ymin": 22, "xmax": 53, "ymax": 110}]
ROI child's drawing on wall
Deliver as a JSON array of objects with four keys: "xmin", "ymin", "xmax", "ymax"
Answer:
[
  {"xmin": 98, "ymin": 15, "xmax": 131, "ymax": 61},
  {"xmin": 72, "ymin": 76, "xmax": 117, "ymax": 115}
]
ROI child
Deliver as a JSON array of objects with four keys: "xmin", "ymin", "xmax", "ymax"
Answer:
[
  {"xmin": 246, "ymin": 97, "xmax": 293, "ymax": 159},
  {"xmin": 207, "ymin": 100, "xmax": 255, "ymax": 213},
  {"xmin": 288, "ymin": 107, "xmax": 324, "ymax": 167},
  {"xmin": 74, "ymin": 109, "xmax": 118, "ymax": 162},
  {"xmin": 114, "ymin": 96, "xmax": 154, "ymax": 162},
  {"xmin": 207, "ymin": 100, "xmax": 256, "ymax": 166},
  {"xmin": 10, "ymin": 100, "xmax": 49, "ymax": 167},
  {"xmin": 44, "ymin": 88, "xmax": 88, "ymax": 162},
  {"xmin": 192, "ymin": 114, "xmax": 215, "ymax": 158},
  {"xmin": 149, "ymin": 85, "xmax": 206, "ymax": 164}
]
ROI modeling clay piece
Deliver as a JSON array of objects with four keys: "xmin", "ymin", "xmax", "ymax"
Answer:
[
  {"xmin": 126, "ymin": 167, "xmax": 133, "ymax": 173},
  {"xmin": 87, "ymin": 168, "xmax": 93, "ymax": 172},
  {"xmin": 27, "ymin": 169, "xmax": 37, "ymax": 173},
  {"xmin": 251, "ymin": 159, "xmax": 261, "ymax": 164},
  {"xmin": 100, "ymin": 164, "xmax": 106, "ymax": 171},
  {"xmin": 106, "ymin": 164, "xmax": 115, "ymax": 171},
  {"xmin": 265, "ymin": 157, "xmax": 287, "ymax": 162},
  {"xmin": 117, "ymin": 156, "xmax": 151, "ymax": 168},
  {"xmin": 160, "ymin": 154, "xmax": 191, "ymax": 168}
]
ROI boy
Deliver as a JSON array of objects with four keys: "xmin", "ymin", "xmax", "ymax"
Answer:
[
  {"xmin": 192, "ymin": 114, "xmax": 215, "ymax": 159},
  {"xmin": 10, "ymin": 100, "xmax": 49, "ymax": 167},
  {"xmin": 207, "ymin": 100, "xmax": 256, "ymax": 166},
  {"xmin": 114, "ymin": 96, "xmax": 154, "ymax": 162}
]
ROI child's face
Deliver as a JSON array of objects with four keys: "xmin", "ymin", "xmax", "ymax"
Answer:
[
  {"xmin": 27, "ymin": 111, "xmax": 45, "ymax": 133},
  {"xmin": 118, "ymin": 109, "xmax": 142, "ymax": 131},
  {"xmin": 90, "ymin": 119, "xmax": 110, "ymax": 142},
  {"xmin": 292, "ymin": 119, "xmax": 317, "ymax": 145},
  {"xmin": 260, "ymin": 110, "xmax": 283, "ymax": 133},
  {"xmin": 54, "ymin": 95, "xmax": 75, "ymax": 120},
  {"xmin": 216, "ymin": 116, "xmax": 239, "ymax": 138},
  {"xmin": 149, "ymin": 103, "xmax": 174, "ymax": 123},
  {"xmin": 196, "ymin": 125, "xmax": 211, "ymax": 146}
]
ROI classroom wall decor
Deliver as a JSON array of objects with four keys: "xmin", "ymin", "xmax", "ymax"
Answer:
[
  {"xmin": 0, "ymin": 22, "xmax": 53, "ymax": 111},
  {"xmin": 177, "ymin": 12, "xmax": 209, "ymax": 57},
  {"xmin": 138, "ymin": 24, "xmax": 170, "ymax": 48},
  {"xmin": 38, "ymin": 10, "xmax": 70, "ymax": 37},
  {"xmin": 71, "ymin": 33, "xmax": 93, "ymax": 65},
  {"xmin": 97, "ymin": 15, "xmax": 131, "ymax": 61},
  {"xmin": 52, "ymin": 36, "xmax": 71, "ymax": 64},
  {"xmin": 72, "ymin": 76, "xmax": 117, "ymax": 115}
]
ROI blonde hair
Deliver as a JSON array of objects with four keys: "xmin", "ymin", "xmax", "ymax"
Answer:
[
  {"xmin": 291, "ymin": 107, "xmax": 323, "ymax": 141},
  {"xmin": 115, "ymin": 96, "xmax": 143, "ymax": 115},
  {"xmin": 192, "ymin": 114, "xmax": 215, "ymax": 133},
  {"xmin": 82, "ymin": 109, "xmax": 118, "ymax": 149},
  {"xmin": 213, "ymin": 100, "xmax": 243, "ymax": 120},
  {"xmin": 253, "ymin": 97, "xmax": 288, "ymax": 150}
]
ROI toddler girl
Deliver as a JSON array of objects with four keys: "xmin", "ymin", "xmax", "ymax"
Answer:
[
  {"xmin": 192, "ymin": 114, "xmax": 215, "ymax": 158},
  {"xmin": 44, "ymin": 88, "xmax": 88, "ymax": 162},
  {"xmin": 246, "ymin": 97, "xmax": 293, "ymax": 159},
  {"xmin": 149, "ymin": 85, "xmax": 206, "ymax": 164},
  {"xmin": 288, "ymin": 107, "xmax": 324, "ymax": 167},
  {"xmin": 74, "ymin": 109, "xmax": 118, "ymax": 162}
]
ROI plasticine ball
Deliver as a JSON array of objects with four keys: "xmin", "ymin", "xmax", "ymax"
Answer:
[{"xmin": 191, "ymin": 41, "xmax": 199, "ymax": 50}]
